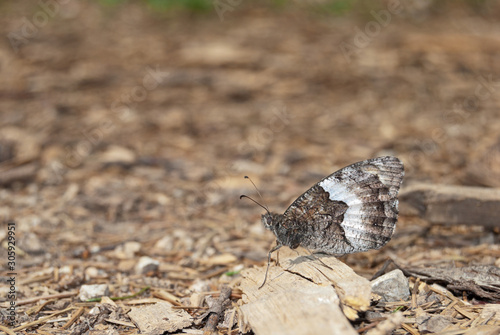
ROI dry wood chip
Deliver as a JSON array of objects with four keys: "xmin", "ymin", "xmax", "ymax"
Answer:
[
  {"xmin": 159, "ymin": 263, "xmax": 200, "ymax": 275},
  {"xmin": 62, "ymin": 306, "xmax": 85, "ymax": 329},
  {"xmin": 429, "ymin": 284, "xmax": 460, "ymax": 303},
  {"xmin": 401, "ymin": 322, "xmax": 420, "ymax": 335},
  {"xmin": 104, "ymin": 318, "xmax": 136, "ymax": 328},
  {"xmin": 240, "ymin": 270, "xmax": 355, "ymax": 335},
  {"xmin": 152, "ymin": 289, "xmax": 182, "ymax": 306},
  {"xmin": 128, "ymin": 301, "xmax": 192, "ymax": 334},
  {"xmin": 200, "ymin": 253, "xmax": 238, "ymax": 266},
  {"xmin": 167, "ymin": 272, "xmax": 197, "ymax": 280},
  {"xmin": 26, "ymin": 299, "xmax": 56, "ymax": 315},
  {"xmin": 200, "ymin": 266, "xmax": 231, "ymax": 280},
  {"xmin": 0, "ymin": 325, "xmax": 17, "ymax": 335},
  {"xmin": 100, "ymin": 296, "xmax": 118, "ymax": 308},
  {"xmin": 400, "ymin": 183, "xmax": 500, "ymax": 228},
  {"xmin": 221, "ymin": 307, "xmax": 237, "ymax": 331},
  {"xmin": 462, "ymin": 325, "xmax": 500, "ymax": 335},
  {"xmin": 238, "ymin": 248, "xmax": 367, "ymax": 335},
  {"xmin": 12, "ymin": 307, "xmax": 75, "ymax": 332},
  {"xmin": 454, "ymin": 305, "xmax": 476, "ymax": 320},
  {"xmin": 480, "ymin": 304, "xmax": 500, "ymax": 325},
  {"xmin": 278, "ymin": 247, "xmax": 371, "ymax": 318}
]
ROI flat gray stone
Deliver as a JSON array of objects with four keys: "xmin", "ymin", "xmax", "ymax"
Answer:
[
  {"xmin": 371, "ymin": 269, "xmax": 410, "ymax": 302},
  {"xmin": 417, "ymin": 313, "xmax": 453, "ymax": 333}
]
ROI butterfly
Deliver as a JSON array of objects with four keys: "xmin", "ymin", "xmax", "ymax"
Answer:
[{"xmin": 242, "ymin": 156, "xmax": 404, "ymax": 287}]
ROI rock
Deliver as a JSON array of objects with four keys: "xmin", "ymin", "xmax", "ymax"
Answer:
[
  {"xmin": 365, "ymin": 311, "xmax": 383, "ymax": 320},
  {"xmin": 79, "ymin": 284, "xmax": 110, "ymax": 301},
  {"xmin": 417, "ymin": 313, "xmax": 453, "ymax": 333},
  {"xmin": 135, "ymin": 256, "xmax": 159, "ymax": 275},
  {"xmin": 371, "ymin": 269, "xmax": 410, "ymax": 302},
  {"xmin": 88, "ymin": 306, "xmax": 101, "ymax": 315}
]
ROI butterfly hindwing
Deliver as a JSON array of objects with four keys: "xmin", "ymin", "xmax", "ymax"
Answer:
[{"xmin": 280, "ymin": 156, "xmax": 404, "ymax": 254}]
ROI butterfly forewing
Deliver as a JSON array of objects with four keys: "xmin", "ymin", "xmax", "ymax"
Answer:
[{"xmin": 281, "ymin": 156, "xmax": 404, "ymax": 254}]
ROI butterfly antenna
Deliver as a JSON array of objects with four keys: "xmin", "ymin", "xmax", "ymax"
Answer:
[
  {"xmin": 243, "ymin": 176, "xmax": 270, "ymax": 212},
  {"xmin": 239, "ymin": 195, "xmax": 270, "ymax": 215}
]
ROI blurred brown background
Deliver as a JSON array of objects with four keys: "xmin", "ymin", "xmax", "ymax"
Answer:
[{"xmin": 1, "ymin": 0, "xmax": 500, "ymax": 331}]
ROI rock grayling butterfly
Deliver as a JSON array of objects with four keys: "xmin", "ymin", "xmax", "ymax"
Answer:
[{"xmin": 241, "ymin": 156, "xmax": 404, "ymax": 288}]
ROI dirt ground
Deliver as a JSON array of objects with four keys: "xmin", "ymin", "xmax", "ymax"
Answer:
[{"xmin": 1, "ymin": 1, "xmax": 500, "ymax": 334}]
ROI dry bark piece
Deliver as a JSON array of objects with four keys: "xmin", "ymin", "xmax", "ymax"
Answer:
[
  {"xmin": 401, "ymin": 265, "xmax": 500, "ymax": 301},
  {"xmin": 238, "ymin": 247, "xmax": 370, "ymax": 335},
  {"xmin": 240, "ymin": 269, "xmax": 355, "ymax": 335},
  {"xmin": 399, "ymin": 183, "xmax": 500, "ymax": 228},
  {"xmin": 278, "ymin": 248, "xmax": 371, "ymax": 318},
  {"xmin": 201, "ymin": 285, "xmax": 232, "ymax": 335},
  {"xmin": 128, "ymin": 301, "xmax": 192, "ymax": 334}
]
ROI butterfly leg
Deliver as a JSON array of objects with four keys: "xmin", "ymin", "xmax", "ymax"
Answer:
[{"xmin": 258, "ymin": 242, "xmax": 282, "ymax": 289}]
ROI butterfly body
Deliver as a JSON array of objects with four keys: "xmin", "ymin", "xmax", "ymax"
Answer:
[{"xmin": 261, "ymin": 156, "xmax": 404, "ymax": 255}]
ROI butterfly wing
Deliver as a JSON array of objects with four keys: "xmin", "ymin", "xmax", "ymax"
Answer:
[{"xmin": 282, "ymin": 156, "xmax": 404, "ymax": 254}]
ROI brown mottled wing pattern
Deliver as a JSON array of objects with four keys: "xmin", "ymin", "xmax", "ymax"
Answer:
[{"xmin": 282, "ymin": 156, "xmax": 404, "ymax": 254}]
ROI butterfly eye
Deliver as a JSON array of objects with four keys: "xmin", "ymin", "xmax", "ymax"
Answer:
[
  {"xmin": 266, "ymin": 216, "xmax": 274, "ymax": 227},
  {"xmin": 261, "ymin": 214, "xmax": 273, "ymax": 229}
]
